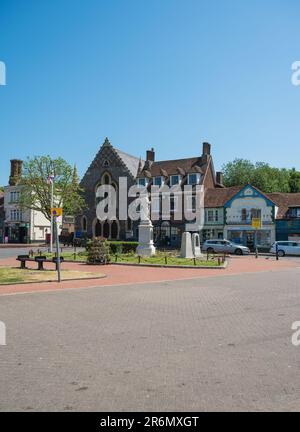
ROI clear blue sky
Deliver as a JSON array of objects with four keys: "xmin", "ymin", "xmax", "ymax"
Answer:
[{"xmin": 0, "ymin": 0, "xmax": 299, "ymax": 185}]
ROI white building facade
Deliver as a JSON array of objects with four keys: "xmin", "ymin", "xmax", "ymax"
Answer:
[
  {"xmin": 2, "ymin": 159, "xmax": 53, "ymax": 244},
  {"xmin": 223, "ymin": 185, "xmax": 277, "ymax": 250},
  {"xmin": 3, "ymin": 183, "xmax": 51, "ymax": 243}
]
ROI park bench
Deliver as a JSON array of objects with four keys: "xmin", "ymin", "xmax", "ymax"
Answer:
[{"xmin": 16, "ymin": 255, "xmax": 64, "ymax": 270}]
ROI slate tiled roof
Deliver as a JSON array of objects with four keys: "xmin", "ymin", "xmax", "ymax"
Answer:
[
  {"xmin": 115, "ymin": 148, "xmax": 143, "ymax": 178},
  {"xmin": 141, "ymin": 156, "xmax": 207, "ymax": 177}
]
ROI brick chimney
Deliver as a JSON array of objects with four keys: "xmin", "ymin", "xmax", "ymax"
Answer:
[
  {"xmin": 9, "ymin": 159, "xmax": 23, "ymax": 186},
  {"xmin": 146, "ymin": 148, "xmax": 155, "ymax": 162},
  {"xmin": 202, "ymin": 142, "xmax": 211, "ymax": 156},
  {"xmin": 216, "ymin": 171, "xmax": 224, "ymax": 185},
  {"xmin": 201, "ymin": 142, "xmax": 211, "ymax": 163}
]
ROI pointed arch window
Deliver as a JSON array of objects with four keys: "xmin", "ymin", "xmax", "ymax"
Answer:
[{"xmin": 82, "ymin": 216, "xmax": 87, "ymax": 231}]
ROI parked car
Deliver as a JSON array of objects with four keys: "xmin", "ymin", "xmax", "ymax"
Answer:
[
  {"xmin": 270, "ymin": 241, "xmax": 300, "ymax": 257},
  {"xmin": 202, "ymin": 239, "xmax": 250, "ymax": 255}
]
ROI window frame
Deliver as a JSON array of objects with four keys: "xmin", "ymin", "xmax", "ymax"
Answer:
[
  {"xmin": 170, "ymin": 175, "xmax": 181, "ymax": 186},
  {"xmin": 187, "ymin": 173, "xmax": 201, "ymax": 185}
]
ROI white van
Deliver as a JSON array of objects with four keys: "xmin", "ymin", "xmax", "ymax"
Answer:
[{"xmin": 270, "ymin": 241, "xmax": 300, "ymax": 257}]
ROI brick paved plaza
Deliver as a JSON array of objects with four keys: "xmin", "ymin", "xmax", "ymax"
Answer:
[{"xmin": 0, "ymin": 252, "xmax": 300, "ymax": 411}]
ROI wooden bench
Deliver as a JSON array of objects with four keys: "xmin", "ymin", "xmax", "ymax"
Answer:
[{"xmin": 16, "ymin": 255, "xmax": 64, "ymax": 270}]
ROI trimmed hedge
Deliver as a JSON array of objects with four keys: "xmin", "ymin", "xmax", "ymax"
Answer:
[{"xmin": 108, "ymin": 241, "xmax": 138, "ymax": 254}]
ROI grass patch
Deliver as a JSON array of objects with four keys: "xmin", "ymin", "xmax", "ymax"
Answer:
[
  {"xmin": 113, "ymin": 253, "xmax": 221, "ymax": 267},
  {"xmin": 33, "ymin": 250, "xmax": 222, "ymax": 267},
  {"xmin": 0, "ymin": 267, "xmax": 105, "ymax": 285}
]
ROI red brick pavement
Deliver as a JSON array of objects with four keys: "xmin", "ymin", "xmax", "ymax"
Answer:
[{"xmin": 0, "ymin": 255, "xmax": 298, "ymax": 296}]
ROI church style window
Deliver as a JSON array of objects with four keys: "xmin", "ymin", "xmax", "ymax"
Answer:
[{"xmin": 82, "ymin": 216, "xmax": 87, "ymax": 231}]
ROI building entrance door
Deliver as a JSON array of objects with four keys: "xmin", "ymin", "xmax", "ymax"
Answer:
[
  {"xmin": 246, "ymin": 231, "xmax": 255, "ymax": 250},
  {"xmin": 19, "ymin": 227, "xmax": 28, "ymax": 243}
]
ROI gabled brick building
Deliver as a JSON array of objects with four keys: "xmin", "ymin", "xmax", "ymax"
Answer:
[{"xmin": 76, "ymin": 138, "xmax": 224, "ymax": 245}]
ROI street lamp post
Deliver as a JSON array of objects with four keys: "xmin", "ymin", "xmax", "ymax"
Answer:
[{"xmin": 48, "ymin": 170, "xmax": 55, "ymax": 253}]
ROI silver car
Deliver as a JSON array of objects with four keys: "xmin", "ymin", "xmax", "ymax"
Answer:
[
  {"xmin": 202, "ymin": 239, "xmax": 250, "ymax": 255},
  {"xmin": 270, "ymin": 241, "xmax": 300, "ymax": 257}
]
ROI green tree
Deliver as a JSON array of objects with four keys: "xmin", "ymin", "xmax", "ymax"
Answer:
[
  {"xmin": 222, "ymin": 159, "xmax": 298, "ymax": 193},
  {"xmin": 222, "ymin": 159, "xmax": 255, "ymax": 187},
  {"xmin": 19, "ymin": 156, "xmax": 86, "ymax": 221},
  {"xmin": 252, "ymin": 163, "xmax": 290, "ymax": 193},
  {"xmin": 289, "ymin": 168, "xmax": 300, "ymax": 193}
]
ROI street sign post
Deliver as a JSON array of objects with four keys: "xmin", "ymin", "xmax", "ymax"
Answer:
[
  {"xmin": 251, "ymin": 218, "xmax": 261, "ymax": 258},
  {"xmin": 51, "ymin": 208, "xmax": 62, "ymax": 282},
  {"xmin": 51, "ymin": 207, "xmax": 63, "ymax": 217},
  {"xmin": 251, "ymin": 218, "xmax": 261, "ymax": 229}
]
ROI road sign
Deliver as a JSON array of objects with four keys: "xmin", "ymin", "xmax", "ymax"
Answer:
[
  {"xmin": 51, "ymin": 207, "xmax": 63, "ymax": 217},
  {"xmin": 252, "ymin": 218, "xmax": 261, "ymax": 229}
]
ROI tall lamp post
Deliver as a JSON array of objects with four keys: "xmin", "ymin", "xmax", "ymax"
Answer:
[{"xmin": 48, "ymin": 171, "xmax": 55, "ymax": 253}]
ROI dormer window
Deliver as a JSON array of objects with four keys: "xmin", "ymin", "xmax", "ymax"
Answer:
[
  {"xmin": 137, "ymin": 178, "xmax": 148, "ymax": 187},
  {"xmin": 170, "ymin": 175, "xmax": 181, "ymax": 186},
  {"xmin": 187, "ymin": 173, "xmax": 201, "ymax": 185},
  {"xmin": 153, "ymin": 176, "xmax": 164, "ymax": 187}
]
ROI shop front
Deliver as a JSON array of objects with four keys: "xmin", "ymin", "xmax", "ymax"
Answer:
[
  {"xmin": 4, "ymin": 223, "xmax": 29, "ymax": 243},
  {"xmin": 226, "ymin": 227, "xmax": 274, "ymax": 250},
  {"xmin": 201, "ymin": 226, "xmax": 224, "ymax": 242}
]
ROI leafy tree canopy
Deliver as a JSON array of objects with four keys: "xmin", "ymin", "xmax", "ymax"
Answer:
[
  {"xmin": 222, "ymin": 159, "xmax": 299, "ymax": 193},
  {"xmin": 19, "ymin": 156, "xmax": 86, "ymax": 221}
]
